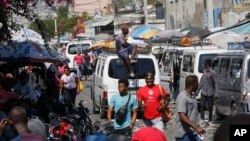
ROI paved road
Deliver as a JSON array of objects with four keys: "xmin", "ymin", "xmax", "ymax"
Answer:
[{"xmin": 76, "ymin": 79, "xmax": 221, "ymax": 141}]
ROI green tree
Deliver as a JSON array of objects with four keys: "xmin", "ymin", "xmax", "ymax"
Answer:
[
  {"xmin": 29, "ymin": 7, "xmax": 92, "ymax": 40},
  {"xmin": 29, "ymin": 18, "xmax": 55, "ymax": 42},
  {"xmin": 0, "ymin": 0, "xmax": 73, "ymax": 43},
  {"xmin": 58, "ymin": 5, "xmax": 69, "ymax": 19},
  {"xmin": 82, "ymin": 11, "xmax": 92, "ymax": 21}
]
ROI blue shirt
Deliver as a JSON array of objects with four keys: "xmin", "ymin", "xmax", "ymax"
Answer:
[
  {"xmin": 13, "ymin": 82, "xmax": 34, "ymax": 100},
  {"xmin": 108, "ymin": 94, "xmax": 137, "ymax": 129}
]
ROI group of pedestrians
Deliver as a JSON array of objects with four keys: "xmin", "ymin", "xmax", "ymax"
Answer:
[
  {"xmin": 107, "ymin": 72, "xmax": 168, "ymax": 141},
  {"xmin": 74, "ymin": 50, "xmax": 92, "ymax": 80},
  {"xmin": 0, "ymin": 105, "xmax": 46, "ymax": 141},
  {"xmin": 106, "ymin": 58, "xmax": 218, "ymax": 141},
  {"xmin": 174, "ymin": 59, "xmax": 218, "ymax": 141}
]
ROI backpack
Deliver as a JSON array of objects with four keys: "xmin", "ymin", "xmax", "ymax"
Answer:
[{"xmin": 115, "ymin": 95, "xmax": 131, "ymax": 125}]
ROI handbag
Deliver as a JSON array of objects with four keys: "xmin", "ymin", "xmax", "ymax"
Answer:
[
  {"xmin": 115, "ymin": 94, "xmax": 131, "ymax": 125},
  {"xmin": 158, "ymin": 85, "xmax": 172, "ymax": 122},
  {"xmin": 77, "ymin": 78, "xmax": 84, "ymax": 94},
  {"xmin": 79, "ymin": 81, "xmax": 84, "ymax": 92}
]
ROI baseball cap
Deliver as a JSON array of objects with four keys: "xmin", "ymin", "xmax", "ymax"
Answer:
[{"xmin": 131, "ymin": 127, "xmax": 168, "ymax": 141}]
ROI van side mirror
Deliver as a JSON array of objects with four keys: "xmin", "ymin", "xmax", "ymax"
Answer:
[{"xmin": 116, "ymin": 59, "xmax": 124, "ymax": 66}]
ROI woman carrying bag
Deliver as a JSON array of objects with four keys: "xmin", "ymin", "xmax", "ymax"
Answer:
[{"xmin": 59, "ymin": 66, "xmax": 79, "ymax": 113}]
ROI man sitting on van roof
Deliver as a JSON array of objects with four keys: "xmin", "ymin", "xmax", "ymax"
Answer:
[{"xmin": 116, "ymin": 25, "xmax": 137, "ymax": 77}]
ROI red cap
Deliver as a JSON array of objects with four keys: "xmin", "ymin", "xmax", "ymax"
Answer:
[{"xmin": 131, "ymin": 127, "xmax": 168, "ymax": 141}]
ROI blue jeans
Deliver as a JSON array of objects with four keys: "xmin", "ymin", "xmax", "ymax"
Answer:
[
  {"xmin": 118, "ymin": 45, "xmax": 134, "ymax": 59},
  {"xmin": 241, "ymin": 102, "xmax": 249, "ymax": 112},
  {"xmin": 176, "ymin": 133, "xmax": 202, "ymax": 141},
  {"xmin": 75, "ymin": 64, "xmax": 82, "ymax": 77}
]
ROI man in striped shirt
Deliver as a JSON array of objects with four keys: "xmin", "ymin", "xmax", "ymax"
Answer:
[{"xmin": 198, "ymin": 59, "xmax": 218, "ymax": 123}]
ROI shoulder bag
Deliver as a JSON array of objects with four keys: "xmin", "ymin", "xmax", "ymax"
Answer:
[
  {"xmin": 115, "ymin": 94, "xmax": 131, "ymax": 125},
  {"xmin": 158, "ymin": 85, "xmax": 172, "ymax": 122}
]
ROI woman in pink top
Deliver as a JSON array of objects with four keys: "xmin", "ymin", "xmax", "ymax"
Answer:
[
  {"xmin": 73, "ymin": 50, "xmax": 84, "ymax": 77},
  {"xmin": 58, "ymin": 62, "xmax": 66, "ymax": 76}
]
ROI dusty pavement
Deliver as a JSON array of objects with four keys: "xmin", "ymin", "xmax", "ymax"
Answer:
[{"xmin": 77, "ymin": 80, "xmax": 221, "ymax": 141}]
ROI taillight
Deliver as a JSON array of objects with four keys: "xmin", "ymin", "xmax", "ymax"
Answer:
[
  {"xmin": 103, "ymin": 85, "xmax": 108, "ymax": 99},
  {"xmin": 103, "ymin": 91, "xmax": 108, "ymax": 99}
]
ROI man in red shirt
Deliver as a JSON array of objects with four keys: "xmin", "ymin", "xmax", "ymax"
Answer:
[{"xmin": 137, "ymin": 72, "xmax": 168, "ymax": 131}]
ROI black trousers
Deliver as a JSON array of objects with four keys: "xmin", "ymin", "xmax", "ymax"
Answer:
[
  {"xmin": 115, "ymin": 126, "xmax": 131, "ymax": 137},
  {"xmin": 200, "ymin": 95, "xmax": 214, "ymax": 121},
  {"xmin": 63, "ymin": 87, "xmax": 77, "ymax": 114}
]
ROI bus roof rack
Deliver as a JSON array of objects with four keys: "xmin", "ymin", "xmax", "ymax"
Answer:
[
  {"xmin": 149, "ymin": 37, "xmax": 212, "ymax": 47},
  {"xmin": 227, "ymin": 42, "xmax": 250, "ymax": 50},
  {"xmin": 172, "ymin": 38, "xmax": 212, "ymax": 47},
  {"xmin": 89, "ymin": 46, "xmax": 152, "ymax": 54}
]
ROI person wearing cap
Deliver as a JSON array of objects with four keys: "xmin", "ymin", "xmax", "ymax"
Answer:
[
  {"xmin": 116, "ymin": 25, "xmax": 137, "ymax": 77},
  {"xmin": 131, "ymin": 127, "xmax": 168, "ymax": 141},
  {"xmin": 174, "ymin": 75, "xmax": 205, "ymax": 141},
  {"xmin": 137, "ymin": 72, "xmax": 168, "ymax": 131}
]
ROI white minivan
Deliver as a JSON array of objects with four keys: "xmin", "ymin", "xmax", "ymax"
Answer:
[
  {"xmin": 65, "ymin": 40, "xmax": 93, "ymax": 71},
  {"xmin": 179, "ymin": 48, "xmax": 227, "ymax": 100},
  {"xmin": 153, "ymin": 44, "xmax": 219, "ymax": 100},
  {"xmin": 91, "ymin": 52, "xmax": 160, "ymax": 118}
]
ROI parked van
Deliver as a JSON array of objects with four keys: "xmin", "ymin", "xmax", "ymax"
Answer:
[
  {"xmin": 65, "ymin": 39, "xmax": 93, "ymax": 71},
  {"xmin": 179, "ymin": 48, "xmax": 227, "ymax": 101},
  {"xmin": 91, "ymin": 52, "xmax": 160, "ymax": 118},
  {"xmin": 153, "ymin": 43, "xmax": 219, "ymax": 100},
  {"xmin": 213, "ymin": 44, "xmax": 250, "ymax": 116}
]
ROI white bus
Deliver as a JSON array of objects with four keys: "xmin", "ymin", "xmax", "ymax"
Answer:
[{"xmin": 65, "ymin": 40, "xmax": 94, "ymax": 71}]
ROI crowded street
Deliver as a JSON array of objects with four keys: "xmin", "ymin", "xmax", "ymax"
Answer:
[
  {"xmin": 1, "ymin": 0, "xmax": 250, "ymax": 141},
  {"xmin": 80, "ymin": 79, "xmax": 222, "ymax": 141}
]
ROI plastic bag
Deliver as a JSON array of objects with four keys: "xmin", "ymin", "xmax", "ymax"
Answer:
[{"xmin": 78, "ymin": 81, "xmax": 84, "ymax": 93}]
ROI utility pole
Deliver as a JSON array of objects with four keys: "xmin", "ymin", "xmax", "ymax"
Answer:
[
  {"xmin": 143, "ymin": 0, "xmax": 148, "ymax": 25},
  {"xmin": 99, "ymin": 0, "xmax": 101, "ymax": 12},
  {"xmin": 164, "ymin": 0, "xmax": 168, "ymax": 30}
]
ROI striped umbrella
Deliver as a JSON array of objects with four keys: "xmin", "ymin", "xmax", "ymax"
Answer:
[{"xmin": 130, "ymin": 25, "xmax": 162, "ymax": 39}]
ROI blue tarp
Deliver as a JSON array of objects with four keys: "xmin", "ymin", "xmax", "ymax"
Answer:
[
  {"xmin": 130, "ymin": 25, "xmax": 162, "ymax": 39},
  {"xmin": 230, "ymin": 22, "xmax": 250, "ymax": 34},
  {"xmin": 210, "ymin": 19, "xmax": 250, "ymax": 35}
]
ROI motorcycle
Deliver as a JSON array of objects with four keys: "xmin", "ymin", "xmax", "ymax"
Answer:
[{"xmin": 47, "ymin": 100, "xmax": 97, "ymax": 141}]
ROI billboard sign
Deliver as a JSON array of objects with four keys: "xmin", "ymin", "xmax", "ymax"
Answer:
[{"xmin": 233, "ymin": 0, "xmax": 250, "ymax": 12}]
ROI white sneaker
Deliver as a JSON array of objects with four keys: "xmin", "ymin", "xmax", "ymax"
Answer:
[
  {"xmin": 130, "ymin": 73, "xmax": 135, "ymax": 77},
  {"xmin": 130, "ymin": 59, "xmax": 137, "ymax": 63}
]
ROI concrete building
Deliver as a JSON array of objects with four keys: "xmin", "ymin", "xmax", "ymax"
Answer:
[
  {"xmin": 73, "ymin": 0, "xmax": 112, "ymax": 16},
  {"xmin": 164, "ymin": 0, "xmax": 250, "ymax": 29}
]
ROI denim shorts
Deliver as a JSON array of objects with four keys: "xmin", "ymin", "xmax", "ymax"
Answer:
[
  {"xmin": 143, "ymin": 117, "xmax": 164, "ymax": 132},
  {"xmin": 118, "ymin": 45, "xmax": 133, "ymax": 59}
]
